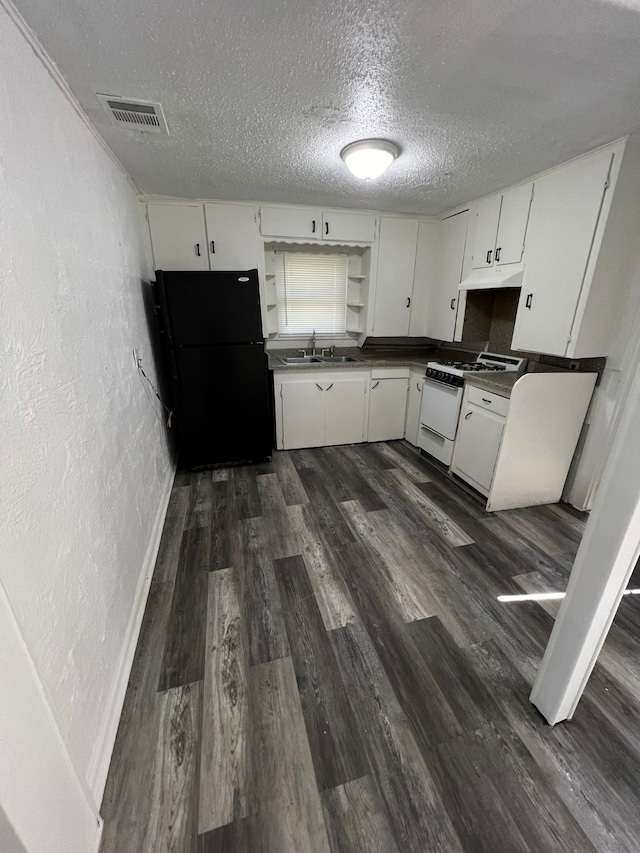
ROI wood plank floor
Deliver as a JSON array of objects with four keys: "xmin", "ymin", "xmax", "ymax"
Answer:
[{"xmin": 100, "ymin": 441, "xmax": 640, "ymax": 853}]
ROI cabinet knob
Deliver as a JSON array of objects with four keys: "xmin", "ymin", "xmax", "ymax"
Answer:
[
  {"xmin": 486, "ymin": 249, "xmax": 493, "ymax": 264},
  {"xmin": 450, "ymin": 298, "xmax": 456, "ymax": 310},
  {"xmin": 195, "ymin": 243, "xmax": 201, "ymax": 256}
]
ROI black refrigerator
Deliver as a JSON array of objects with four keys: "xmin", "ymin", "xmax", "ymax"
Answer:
[{"xmin": 155, "ymin": 269, "xmax": 274, "ymax": 468}]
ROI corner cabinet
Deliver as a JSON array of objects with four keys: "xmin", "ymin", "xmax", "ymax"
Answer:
[
  {"xmin": 426, "ymin": 210, "xmax": 469, "ymax": 341},
  {"xmin": 259, "ymin": 206, "xmax": 376, "ymax": 243},
  {"xmin": 370, "ymin": 218, "xmax": 419, "ymax": 336}
]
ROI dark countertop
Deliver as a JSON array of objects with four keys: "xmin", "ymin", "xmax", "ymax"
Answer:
[
  {"xmin": 268, "ymin": 348, "xmax": 434, "ymax": 371},
  {"xmin": 464, "ymin": 372, "xmax": 520, "ymax": 397}
]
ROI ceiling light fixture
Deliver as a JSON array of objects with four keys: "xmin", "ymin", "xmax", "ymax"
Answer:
[{"xmin": 340, "ymin": 139, "xmax": 399, "ymax": 181}]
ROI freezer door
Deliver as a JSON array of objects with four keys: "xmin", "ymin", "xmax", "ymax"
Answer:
[
  {"xmin": 158, "ymin": 269, "xmax": 263, "ymax": 345},
  {"xmin": 173, "ymin": 344, "xmax": 272, "ymax": 466}
]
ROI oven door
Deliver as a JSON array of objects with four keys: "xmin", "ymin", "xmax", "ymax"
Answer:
[{"xmin": 420, "ymin": 378, "xmax": 463, "ymax": 441}]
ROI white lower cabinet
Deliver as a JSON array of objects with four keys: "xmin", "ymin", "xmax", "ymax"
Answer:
[
  {"xmin": 451, "ymin": 388, "xmax": 506, "ymax": 496},
  {"xmin": 367, "ymin": 370, "xmax": 410, "ymax": 442},
  {"xmin": 324, "ymin": 379, "xmax": 368, "ymax": 445},
  {"xmin": 404, "ymin": 368, "xmax": 425, "ymax": 446},
  {"xmin": 277, "ymin": 372, "xmax": 368, "ymax": 450}
]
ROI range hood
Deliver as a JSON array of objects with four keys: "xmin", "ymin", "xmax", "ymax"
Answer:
[{"xmin": 459, "ymin": 263, "xmax": 524, "ymax": 291}]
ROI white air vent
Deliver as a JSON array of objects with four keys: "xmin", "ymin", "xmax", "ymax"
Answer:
[{"xmin": 96, "ymin": 94, "xmax": 169, "ymax": 136}]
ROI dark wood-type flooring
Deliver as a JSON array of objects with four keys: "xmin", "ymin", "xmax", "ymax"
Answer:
[{"xmin": 99, "ymin": 440, "xmax": 640, "ymax": 852}]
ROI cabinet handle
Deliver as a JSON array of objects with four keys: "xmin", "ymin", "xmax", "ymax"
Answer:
[
  {"xmin": 450, "ymin": 298, "xmax": 456, "ymax": 311},
  {"xmin": 465, "ymin": 411, "xmax": 472, "ymax": 420},
  {"xmin": 325, "ymin": 221, "xmax": 329, "ymax": 235},
  {"xmin": 482, "ymin": 398, "xmax": 492, "ymax": 404},
  {"xmin": 315, "ymin": 383, "xmax": 323, "ymax": 391},
  {"xmin": 325, "ymin": 383, "xmax": 334, "ymax": 391},
  {"xmin": 495, "ymin": 247, "xmax": 501, "ymax": 262},
  {"xmin": 195, "ymin": 243, "xmax": 201, "ymax": 256},
  {"xmin": 210, "ymin": 241, "xmax": 215, "ymax": 254},
  {"xmin": 312, "ymin": 219, "xmax": 316, "ymax": 233},
  {"xmin": 416, "ymin": 382, "xmax": 421, "ymax": 391},
  {"xmin": 406, "ymin": 297, "xmax": 411, "ymax": 308},
  {"xmin": 525, "ymin": 293, "xmax": 533, "ymax": 309},
  {"xmin": 486, "ymin": 249, "xmax": 492, "ymax": 264},
  {"xmin": 372, "ymin": 381, "xmax": 380, "ymax": 390}
]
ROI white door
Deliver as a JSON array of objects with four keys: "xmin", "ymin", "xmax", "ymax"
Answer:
[
  {"xmin": 404, "ymin": 369, "xmax": 424, "ymax": 446},
  {"xmin": 452, "ymin": 404, "xmax": 504, "ymax": 493},
  {"xmin": 260, "ymin": 206, "xmax": 321, "ymax": 240},
  {"xmin": 321, "ymin": 211, "xmax": 376, "ymax": 243},
  {"xmin": 147, "ymin": 203, "xmax": 209, "ymax": 271},
  {"xmin": 512, "ymin": 150, "xmax": 613, "ymax": 356},
  {"xmin": 420, "ymin": 378, "xmax": 463, "ymax": 440},
  {"xmin": 372, "ymin": 217, "xmax": 419, "ymax": 336},
  {"xmin": 281, "ymin": 382, "xmax": 325, "ymax": 449},
  {"xmin": 368, "ymin": 378, "xmax": 409, "ymax": 442},
  {"xmin": 324, "ymin": 379, "xmax": 367, "ymax": 445},
  {"xmin": 494, "ymin": 182, "xmax": 534, "ymax": 265},
  {"xmin": 204, "ymin": 203, "xmax": 260, "ymax": 270},
  {"xmin": 471, "ymin": 195, "xmax": 502, "ymax": 268},
  {"xmin": 427, "ymin": 211, "xmax": 469, "ymax": 341}
]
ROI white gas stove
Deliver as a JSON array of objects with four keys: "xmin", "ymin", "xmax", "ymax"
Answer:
[{"xmin": 418, "ymin": 352, "xmax": 526, "ymax": 465}]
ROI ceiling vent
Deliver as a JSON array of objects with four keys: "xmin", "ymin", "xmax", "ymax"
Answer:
[{"xmin": 96, "ymin": 94, "xmax": 169, "ymax": 136}]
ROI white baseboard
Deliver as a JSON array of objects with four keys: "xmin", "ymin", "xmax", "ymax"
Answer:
[{"xmin": 86, "ymin": 465, "xmax": 176, "ymax": 804}]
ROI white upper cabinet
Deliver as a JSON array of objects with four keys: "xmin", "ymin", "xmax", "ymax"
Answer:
[
  {"xmin": 409, "ymin": 220, "xmax": 438, "ymax": 338},
  {"xmin": 512, "ymin": 149, "xmax": 614, "ymax": 356},
  {"xmin": 260, "ymin": 206, "xmax": 375, "ymax": 242},
  {"xmin": 495, "ymin": 183, "xmax": 534, "ymax": 265},
  {"xmin": 147, "ymin": 203, "xmax": 209, "ymax": 271},
  {"xmin": 321, "ymin": 210, "xmax": 376, "ymax": 243},
  {"xmin": 426, "ymin": 211, "xmax": 469, "ymax": 341},
  {"xmin": 470, "ymin": 183, "xmax": 533, "ymax": 269},
  {"xmin": 204, "ymin": 203, "xmax": 260, "ymax": 270},
  {"xmin": 260, "ymin": 206, "xmax": 321, "ymax": 240},
  {"xmin": 471, "ymin": 196, "xmax": 502, "ymax": 269},
  {"xmin": 371, "ymin": 217, "xmax": 419, "ymax": 336}
]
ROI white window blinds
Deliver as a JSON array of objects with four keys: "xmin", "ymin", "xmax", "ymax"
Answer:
[{"xmin": 275, "ymin": 252, "xmax": 348, "ymax": 336}]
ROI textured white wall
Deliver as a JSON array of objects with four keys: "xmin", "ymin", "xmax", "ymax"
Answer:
[{"xmin": 0, "ymin": 0, "xmax": 173, "ymax": 840}]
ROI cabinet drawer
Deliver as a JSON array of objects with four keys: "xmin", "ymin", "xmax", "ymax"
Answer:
[{"xmin": 466, "ymin": 385, "xmax": 509, "ymax": 417}]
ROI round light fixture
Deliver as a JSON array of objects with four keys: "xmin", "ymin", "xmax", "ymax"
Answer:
[{"xmin": 340, "ymin": 139, "xmax": 400, "ymax": 181}]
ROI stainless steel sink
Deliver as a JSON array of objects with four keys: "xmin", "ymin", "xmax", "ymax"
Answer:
[
  {"xmin": 279, "ymin": 356, "xmax": 322, "ymax": 364},
  {"xmin": 318, "ymin": 356, "xmax": 358, "ymax": 363}
]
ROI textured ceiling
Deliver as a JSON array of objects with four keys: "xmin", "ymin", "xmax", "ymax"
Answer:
[{"xmin": 12, "ymin": 0, "xmax": 640, "ymax": 214}]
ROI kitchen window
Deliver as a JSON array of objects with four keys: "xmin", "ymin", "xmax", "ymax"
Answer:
[{"xmin": 275, "ymin": 250, "xmax": 348, "ymax": 336}]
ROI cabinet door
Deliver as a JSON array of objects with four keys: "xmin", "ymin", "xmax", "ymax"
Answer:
[
  {"xmin": 471, "ymin": 195, "xmax": 502, "ymax": 269},
  {"xmin": 452, "ymin": 404, "xmax": 504, "ymax": 494},
  {"xmin": 372, "ymin": 217, "xmax": 419, "ymax": 336},
  {"xmin": 260, "ymin": 206, "xmax": 321, "ymax": 239},
  {"xmin": 324, "ymin": 379, "xmax": 367, "ymax": 445},
  {"xmin": 147, "ymin": 203, "xmax": 209, "ymax": 271},
  {"xmin": 404, "ymin": 370, "xmax": 424, "ymax": 446},
  {"xmin": 204, "ymin": 203, "xmax": 260, "ymax": 270},
  {"xmin": 495, "ymin": 182, "xmax": 533, "ymax": 265},
  {"xmin": 281, "ymin": 382, "xmax": 325, "ymax": 449},
  {"xmin": 512, "ymin": 150, "xmax": 613, "ymax": 356},
  {"xmin": 368, "ymin": 378, "xmax": 409, "ymax": 442},
  {"xmin": 426, "ymin": 211, "xmax": 469, "ymax": 341},
  {"xmin": 322, "ymin": 211, "xmax": 376, "ymax": 242}
]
